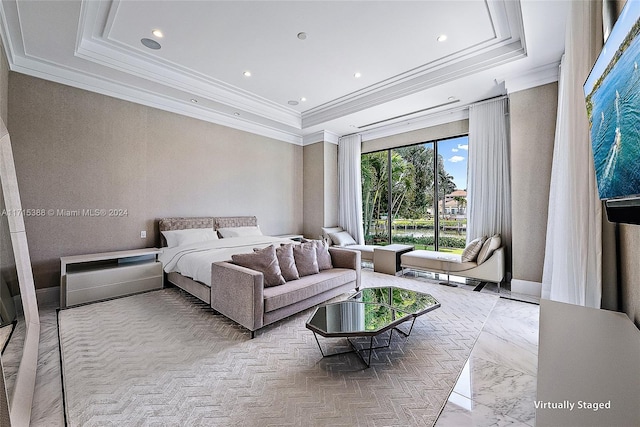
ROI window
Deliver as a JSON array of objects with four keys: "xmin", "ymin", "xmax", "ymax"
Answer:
[{"xmin": 361, "ymin": 135, "xmax": 468, "ymax": 253}]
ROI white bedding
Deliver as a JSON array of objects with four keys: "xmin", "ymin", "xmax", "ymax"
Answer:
[{"xmin": 158, "ymin": 235, "xmax": 296, "ymax": 286}]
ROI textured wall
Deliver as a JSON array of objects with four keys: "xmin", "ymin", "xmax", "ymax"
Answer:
[
  {"xmin": 620, "ymin": 225, "xmax": 640, "ymax": 327},
  {"xmin": 303, "ymin": 142, "xmax": 324, "ymax": 239},
  {"xmin": 8, "ymin": 73, "xmax": 303, "ymax": 290},
  {"xmin": 302, "ymin": 141, "xmax": 338, "ymax": 239},
  {"xmin": 509, "ymin": 83, "xmax": 557, "ymax": 284},
  {"xmin": 324, "ymin": 142, "xmax": 338, "ymax": 228}
]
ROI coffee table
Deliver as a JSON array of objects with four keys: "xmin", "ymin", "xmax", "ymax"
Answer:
[{"xmin": 305, "ymin": 286, "xmax": 440, "ymax": 367}]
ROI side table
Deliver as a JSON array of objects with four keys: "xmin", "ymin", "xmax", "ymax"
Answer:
[{"xmin": 373, "ymin": 244, "xmax": 414, "ymax": 275}]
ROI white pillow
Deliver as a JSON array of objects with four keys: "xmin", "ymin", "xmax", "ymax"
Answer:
[
  {"xmin": 328, "ymin": 230, "xmax": 357, "ymax": 247},
  {"xmin": 321, "ymin": 226, "xmax": 343, "ymax": 241},
  {"xmin": 162, "ymin": 228, "xmax": 218, "ymax": 248},
  {"xmin": 461, "ymin": 236, "xmax": 487, "ymax": 262},
  {"xmin": 477, "ymin": 234, "xmax": 502, "ymax": 265},
  {"xmin": 217, "ymin": 225, "xmax": 263, "ymax": 238}
]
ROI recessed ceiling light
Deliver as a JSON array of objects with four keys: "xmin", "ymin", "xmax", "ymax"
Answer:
[
  {"xmin": 243, "ymin": 71, "xmax": 252, "ymax": 77},
  {"xmin": 190, "ymin": 98, "xmax": 198, "ymax": 103},
  {"xmin": 152, "ymin": 29, "xmax": 163, "ymax": 38},
  {"xmin": 300, "ymin": 97, "xmax": 307, "ymax": 102},
  {"xmin": 448, "ymin": 96, "xmax": 456, "ymax": 101},
  {"xmin": 234, "ymin": 112, "xmax": 240, "ymax": 116},
  {"xmin": 141, "ymin": 38, "xmax": 161, "ymax": 50},
  {"xmin": 297, "ymin": 32, "xmax": 307, "ymax": 40},
  {"xmin": 288, "ymin": 100, "xmax": 299, "ymax": 106},
  {"xmin": 354, "ymin": 72, "xmax": 362, "ymax": 78},
  {"xmin": 437, "ymin": 34, "xmax": 448, "ymax": 42}
]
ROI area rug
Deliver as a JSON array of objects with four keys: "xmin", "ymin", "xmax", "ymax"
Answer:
[{"xmin": 58, "ymin": 271, "xmax": 498, "ymax": 427}]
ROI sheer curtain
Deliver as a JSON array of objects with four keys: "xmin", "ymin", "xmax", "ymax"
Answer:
[
  {"xmin": 467, "ymin": 97, "xmax": 512, "ymax": 255},
  {"xmin": 338, "ymin": 134, "xmax": 364, "ymax": 244},
  {"xmin": 542, "ymin": 0, "xmax": 602, "ymax": 308}
]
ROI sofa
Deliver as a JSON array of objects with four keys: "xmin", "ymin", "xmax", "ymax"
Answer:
[
  {"xmin": 210, "ymin": 247, "xmax": 361, "ymax": 337},
  {"xmin": 400, "ymin": 234, "xmax": 505, "ymax": 285}
]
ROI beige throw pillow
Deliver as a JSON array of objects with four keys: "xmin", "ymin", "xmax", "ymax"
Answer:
[
  {"xmin": 232, "ymin": 245, "xmax": 285, "ymax": 287},
  {"xmin": 461, "ymin": 236, "xmax": 487, "ymax": 262},
  {"xmin": 307, "ymin": 239, "xmax": 333, "ymax": 270},
  {"xmin": 477, "ymin": 234, "xmax": 502, "ymax": 265},
  {"xmin": 293, "ymin": 242, "xmax": 319, "ymax": 276},
  {"xmin": 275, "ymin": 243, "xmax": 299, "ymax": 281}
]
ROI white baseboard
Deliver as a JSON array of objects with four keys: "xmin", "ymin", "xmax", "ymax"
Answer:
[
  {"xmin": 13, "ymin": 286, "xmax": 60, "ymax": 313},
  {"xmin": 511, "ymin": 279, "xmax": 542, "ymax": 297}
]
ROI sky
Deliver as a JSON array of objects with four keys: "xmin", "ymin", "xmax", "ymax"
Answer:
[
  {"xmin": 440, "ymin": 135, "xmax": 469, "ymax": 190},
  {"xmin": 584, "ymin": 0, "xmax": 640, "ymax": 94}
]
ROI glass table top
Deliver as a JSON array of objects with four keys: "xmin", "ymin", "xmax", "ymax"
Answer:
[
  {"xmin": 349, "ymin": 286, "xmax": 440, "ymax": 317},
  {"xmin": 306, "ymin": 301, "xmax": 410, "ymax": 337}
]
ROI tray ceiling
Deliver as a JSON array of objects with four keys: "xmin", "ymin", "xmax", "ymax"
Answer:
[{"xmin": 0, "ymin": 0, "xmax": 570, "ymax": 144}]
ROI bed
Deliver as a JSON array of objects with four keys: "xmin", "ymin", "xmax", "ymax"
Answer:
[{"xmin": 157, "ymin": 216, "xmax": 296, "ymax": 304}]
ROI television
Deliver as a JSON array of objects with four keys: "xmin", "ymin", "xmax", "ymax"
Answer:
[{"xmin": 584, "ymin": 0, "xmax": 640, "ymax": 225}]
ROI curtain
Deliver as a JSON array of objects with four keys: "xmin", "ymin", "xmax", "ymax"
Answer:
[
  {"xmin": 467, "ymin": 97, "xmax": 512, "ymax": 257},
  {"xmin": 542, "ymin": 0, "xmax": 602, "ymax": 308},
  {"xmin": 338, "ymin": 134, "xmax": 364, "ymax": 244}
]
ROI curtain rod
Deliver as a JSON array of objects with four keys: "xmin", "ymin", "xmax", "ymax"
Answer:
[{"xmin": 340, "ymin": 94, "xmax": 509, "ymax": 139}]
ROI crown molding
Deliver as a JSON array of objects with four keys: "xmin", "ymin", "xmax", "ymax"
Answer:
[
  {"xmin": 301, "ymin": 0, "xmax": 526, "ymax": 129},
  {"xmin": 358, "ymin": 108, "xmax": 470, "ymax": 142},
  {"xmin": 302, "ymin": 131, "xmax": 339, "ymax": 146},
  {"xmin": 77, "ymin": 1, "xmax": 301, "ymax": 129},
  {"xmin": 9, "ymin": 55, "xmax": 303, "ymax": 145},
  {"xmin": 501, "ymin": 62, "xmax": 561, "ymax": 94}
]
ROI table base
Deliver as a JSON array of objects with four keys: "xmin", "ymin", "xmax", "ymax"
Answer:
[{"xmin": 311, "ymin": 317, "xmax": 417, "ymax": 368}]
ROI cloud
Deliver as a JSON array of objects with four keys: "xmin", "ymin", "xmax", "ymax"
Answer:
[
  {"xmin": 458, "ymin": 144, "xmax": 468, "ymax": 150},
  {"xmin": 449, "ymin": 155, "xmax": 465, "ymax": 163},
  {"xmin": 451, "ymin": 148, "xmax": 459, "ymax": 152}
]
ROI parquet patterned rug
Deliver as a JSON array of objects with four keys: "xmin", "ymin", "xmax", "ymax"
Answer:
[{"xmin": 58, "ymin": 271, "xmax": 498, "ymax": 426}]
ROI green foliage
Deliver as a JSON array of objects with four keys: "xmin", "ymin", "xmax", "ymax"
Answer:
[{"xmin": 391, "ymin": 234, "xmax": 467, "ymax": 249}]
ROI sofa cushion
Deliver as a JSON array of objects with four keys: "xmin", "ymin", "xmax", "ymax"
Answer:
[
  {"xmin": 293, "ymin": 242, "xmax": 319, "ymax": 276},
  {"xmin": 263, "ymin": 268, "xmax": 357, "ymax": 313},
  {"xmin": 461, "ymin": 236, "xmax": 486, "ymax": 262},
  {"xmin": 275, "ymin": 243, "xmax": 299, "ymax": 281},
  {"xmin": 232, "ymin": 245, "xmax": 285, "ymax": 287},
  {"xmin": 477, "ymin": 234, "xmax": 501, "ymax": 265}
]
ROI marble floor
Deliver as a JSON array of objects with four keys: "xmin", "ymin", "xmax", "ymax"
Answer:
[{"xmin": 2, "ymin": 274, "xmax": 540, "ymax": 427}]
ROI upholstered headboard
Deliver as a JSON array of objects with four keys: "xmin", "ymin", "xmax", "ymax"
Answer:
[
  {"xmin": 213, "ymin": 216, "xmax": 257, "ymax": 230},
  {"xmin": 157, "ymin": 216, "xmax": 258, "ymax": 247}
]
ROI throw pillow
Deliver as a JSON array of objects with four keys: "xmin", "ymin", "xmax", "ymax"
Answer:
[
  {"xmin": 477, "ymin": 234, "xmax": 502, "ymax": 265},
  {"xmin": 217, "ymin": 226, "xmax": 263, "ymax": 238},
  {"xmin": 461, "ymin": 236, "xmax": 487, "ymax": 262},
  {"xmin": 293, "ymin": 242, "xmax": 319, "ymax": 276},
  {"xmin": 275, "ymin": 243, "xmax": 300, "ymax": 281},
  {"xmin": 305, "ymin": 239, "xmax": 333, "ymax": 270},
  {"xmin": 161, "ymin": 228, "xmax": 218, "ymax": 248},
  {"xmin": 328, "ymin": 230, "xmax": 357, "ymax": 247},
  {"xmin": 232, "ymin": 245, "xmax": 285, "ymax": 287},
  {"xmin": 321, "ymin": 226, "xmax": 343, "ymax": 242}
]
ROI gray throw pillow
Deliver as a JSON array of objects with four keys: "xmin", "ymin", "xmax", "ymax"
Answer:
[
  {"xmin": 293, "ymin": 242, "xmax": 319, "ymax": 276},
  {"xmin": 309, "ymin": 239, "xmax": 333, "ymax": 270},
  {"xmin": 232, "ymin": 245, "xmax": 285, "ymax": 287},
  {"xmin": 275, "ymin": 243, "xmax": 299, "ymax": 281}
]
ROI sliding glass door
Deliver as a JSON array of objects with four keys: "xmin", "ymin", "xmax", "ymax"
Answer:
[{"xmin": 362, "ymin": 135, "xmax": 468, "ymax": 253}]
